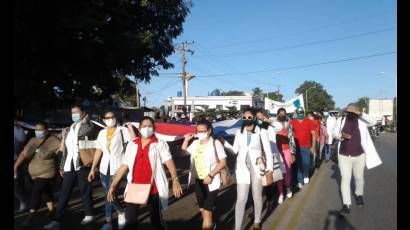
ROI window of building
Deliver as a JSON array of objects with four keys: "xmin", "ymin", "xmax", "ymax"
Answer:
[{"xmin": 216, "ymin": 105, "xmax": 223, "ymax": 110}]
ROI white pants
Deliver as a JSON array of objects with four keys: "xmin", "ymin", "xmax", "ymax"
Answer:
[
  {"xmin": 338, "ymin": 153, "xmax": 366, "ymax": 206},
  {"xmin": 235, "ymin": 169, "xmax": 263, "ymax": 230}
]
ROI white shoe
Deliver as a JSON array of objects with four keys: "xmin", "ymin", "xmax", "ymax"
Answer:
[
  {"xmin": 44, "ymin": 220, "xmax": 60, "ymax": 230},
  {"xmin": 297, "ymin": 183, "xmax": 303, "ymax": 189},
  {"xmin": 304, "ymin": 177, "xmax": 310, "ymax": 184},
  {"xmin": 286, "ymin": 191, "xmax": 293, "ymax": 198},
  {"xmin": 278, "ymin": 194, "xmax": 284, "ymax": 204},
  {"xmin": 118, "ymin": 212, "xmax": 126, "ymax": 229},
  {"xmin": 80, "ymin": 216, "xmax": 94, "ymax": 225}
]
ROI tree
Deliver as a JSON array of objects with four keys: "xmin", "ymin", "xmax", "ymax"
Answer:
[
  {"xmin": 14, "ymin": 0, "xmax": 191, "ymax": 112},
  {"xmin": 265, "ymin": 91, "xmax": 284, "ymax": 102},
  {"xmin": 220, "ymin": 90, "xmax": 245, "ymax": 96},
  {"xmin": 252, "ymin": 87, "xmax": 263, "ymax": 97},
  {"xmin": 295, "ymin": 81, "xmax": 335, "ymax": 112},
  {"xmin": 225, "ymin": 106, "xmax": 241, "ymax": 118},
  {"xmin": 356, "ymin": 97, "xmax": 369, "ymax": 113}
]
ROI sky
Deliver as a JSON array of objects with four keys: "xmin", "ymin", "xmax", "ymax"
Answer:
[{"xmin": 138, "ymin": 0, "xmax": 397, "ymax": 109}]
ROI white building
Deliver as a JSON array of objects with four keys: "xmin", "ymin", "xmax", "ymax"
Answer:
[
  {"xmin": 164, "ymin": 94, "xmax": 264, "ymax": 119},
  {"xmin": 367, "ymin": 99, "xmax": 394, "ymax": 120}
]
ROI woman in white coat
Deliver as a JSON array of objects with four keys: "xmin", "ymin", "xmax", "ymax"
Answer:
[
  {"xmin": 226, "ymin": 108, "xmax": 273, "ymax": 230},
  {"xmin": 332, "ymin": 104, "xmax": 382, "ymax": 216},
  {"xmin": 107, "ymin": 116, "xmax": 183, "ymax": 230},
  {"xmin": 181, "ymin": 119, "xmax": 227, "ymax": 230}
]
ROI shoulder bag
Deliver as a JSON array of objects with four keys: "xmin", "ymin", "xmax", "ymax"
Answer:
[
  {"xmin": 258, "ymin": 134, "xmax": 283, "ymax": 186},
  {"xmin": 212, "ymin": 139, "xmax": 232, "ymax": 187}
]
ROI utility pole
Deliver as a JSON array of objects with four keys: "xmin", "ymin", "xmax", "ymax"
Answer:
[
  {"xmin": 143, "ymin": 96, "xmax": 147, "ymax": 107},
  {"xmin": 135, "ymin": 81, "xmax": 140, "ymax": 108},
  {"xmin": 177, "ymin": 41, "xmax": 195, "ymax": 114}
]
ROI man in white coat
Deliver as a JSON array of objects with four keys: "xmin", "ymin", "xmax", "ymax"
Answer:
[
  {"xmin": 332, "ymin": 103, "xmax": 382, "ymax": 216},
  {"xmin": 325, "ymin": 111, "xmax": 337, "ymax": 162}
]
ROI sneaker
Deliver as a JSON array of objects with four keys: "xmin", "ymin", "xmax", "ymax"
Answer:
[
  {"xmin": 100, "ymin": 223, "xmax": 112, "ymax": 230},
  {"xmin": 304, "ymin": 177, "xmax": 310, "ymax": 184},
  {"xmin": 297, "ymin": 183, "xmax": 303, "ymax": 189},
  {"xmin": 357, "ymin": 196, "xmax": 364, "ymax": 207},
  {"xmin": 118, "ymin": 212, "xmax": 126, "ymax": 229},
  {"xmin": 18, "ymin": 203, "xmax": 28, "ymax": 213},
  {"xmin": 44, "ymin": 220, "xmax": 60, "ymax": 230},
  {"xmin": 339, "ymin": 205, "xmax": 350, "ymax": 216},
  {"xmin": 277, "ymin": 194, "xmax": 284, "ymax": 204},
  {"xmin": 286, "ymin": 189, "xmax": 293, "ymax": 198},
  {"xmin": 80, "ymin": 216, "xmax": 95, "ymax": 225}
]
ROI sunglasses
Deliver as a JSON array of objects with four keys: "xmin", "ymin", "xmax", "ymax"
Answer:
[{"xmin": 242, "ymin": 116, "xmax": 254, "ymax": 120}]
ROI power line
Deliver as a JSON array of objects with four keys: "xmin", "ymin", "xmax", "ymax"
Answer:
[
  {"xmin": 194, "ymin": 51, "xmax": 396, "ymax": 78},
  {"xmin": 205, "ymin": 9, "xmax": 396, "ymax": 49},
  {"xmin": 195, "ymin": 27, "xmax": 396, "ymax": 58}
]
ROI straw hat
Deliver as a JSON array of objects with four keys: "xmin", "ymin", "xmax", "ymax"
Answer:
[{"xmin": 346, "ymin": 103, "xmax": 361, "ymax": 115}]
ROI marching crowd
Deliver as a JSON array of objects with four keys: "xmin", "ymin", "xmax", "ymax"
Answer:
[{"xmin": 14, "ymin": 103, "xmax": 381, "ymax": 230}]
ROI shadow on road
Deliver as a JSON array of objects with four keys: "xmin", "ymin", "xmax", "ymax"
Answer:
[{"xmin": 323, "ymin": 210, "xmax": 357, "ymax": 230}]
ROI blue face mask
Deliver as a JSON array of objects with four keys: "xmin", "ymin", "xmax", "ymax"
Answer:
[
  {"xmin": 35, "ymin": 131, "xmax": 46, "ymax": 139},
  {"xmin": 257, "ymin": 120, "xmax": 263, "ymax": 125},
  {"xmin": 72, "ymin": 113, "xmax": 81, "ymax": 122}
]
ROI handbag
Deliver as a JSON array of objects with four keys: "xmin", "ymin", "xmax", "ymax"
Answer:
[
  {"xmin": 78, "ymin": 136, "xmax": 97, "ymax": 167},
  {"xmin": 330, "ymin": 116, "xmax": 345, "ymax": 164},
  {"xmin": 258, "ymin": 135, "xmax": 283, "ymax": 186},
  {"xmin": 212, "ymin": 138, "xmax": 232, "ymax": 187},
  {"xmin": 124, "ymin": 151, "xmax": 158, "ymax": 205}
]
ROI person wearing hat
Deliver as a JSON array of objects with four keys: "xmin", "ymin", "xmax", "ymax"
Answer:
[
  {"xmin": 289, "ymin": 107, "xmax": 317, "ymax": 189},
  {"xmin": 332, "ymin": 103, "xmax": 382, "ymax": 216}
]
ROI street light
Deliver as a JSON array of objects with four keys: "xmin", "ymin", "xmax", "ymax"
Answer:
[{"xmin": 305, "ymin": 85, "xmax": 316, "ymax": 111}]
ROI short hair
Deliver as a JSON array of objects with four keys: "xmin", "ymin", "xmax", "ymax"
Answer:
[
  {"xmin": 102, "ymin": 110, "xmax": 116, "ymax": 119},
  {"xmin": 255, "ymin": 108, "xmax": 265, "ymax": 115},
  {"xmin": 277, "ymin": 108, "xmax": 287, "ymax": 115},
  {"xmin": 139, "ymin": 116, "xmax": 155, "ymax": 128},
  {"xmin": 197, "ymin": 119, "xmax": 214, "ymax": 136},
  {"xmin": 36, "ymin": 121, "xmax": 49, "ymax": 130},
  {"xmin": 71, "ymin": 104, "xmax": 84, "ymax": 111}
]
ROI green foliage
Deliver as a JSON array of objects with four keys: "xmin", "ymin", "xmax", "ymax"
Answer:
[
  {"xmin": 356, "ymin": 97, "xmax": 369, "ymax": 112},
  {"xmin": 14, "ymin": 0, "xmax": 191, "ymax": 112},
  {"xmin": 220, "ymin": 90, "xmax": 245, "ymax": 96},
  {"xmin": 252, "ymin": 87, "xmax": 263, "ymax": 97},
  {"xmin": 265, "ymin": 91, "xmax": 284, "ymax": 102},
  {"xmin": 295, "ymin": 81, "xmax": 335, "ymax": 112}
]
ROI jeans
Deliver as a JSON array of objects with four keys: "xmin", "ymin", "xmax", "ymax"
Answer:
[
  {"xmin": 297, "ymin": 148, "xmax": 311, "ymax": 184},
  {"xmin": 324, "ymin": 144, "xmax": 331, "ymax": 161},
  {"xmin": 100, "ymin": 173, "xmax": 123, "ymax": 221},
  {"xmin": 54, "ymin": 167, "xmax": 93, "ymax": 221}
]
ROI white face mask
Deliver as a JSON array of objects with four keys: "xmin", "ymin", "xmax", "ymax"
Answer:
[
  {"xmin": 323, "ymin": 112, "xmax": 329, "ymax": 116},
  {"xmin": 104, "ymin": 118, "xmax": 116, "ymax": 127},
  {"xmin": 196, "ymin": 132, "xmax": 209, "ymax": 141},
  {"xmin": 140, "ymin": 127, "xmax": 154, "ymax": 138}
]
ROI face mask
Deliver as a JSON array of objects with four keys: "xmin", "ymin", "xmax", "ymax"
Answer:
[
  {"xmin": 323, "ymin": 112, "xmax": 329, "ymax": 116},
  {"xmin": 243, "ymin": 119, "xmax": 255, "ymax": 126},
  {"xmin": 72, "ymin": 113, "xmax": 81, "ymax": 122},
  {"xmin": 256, "ymin": 120, "xmax": 263, "ymax": 125},
  {"xmin": 277, "ymin": 116, "xmax": 286, "ymax": 122},
  {"xmin": 297, "ymin": 114, "xmax": 305, "ymax": 120},
  {"xmin": 104, "ymin": 118, "xmax": 116, "ymax": 127},
  {"xmin": 292, "ymin": 114, "xmax": 297, "ymax": 119},
  {"xmin": 140, "ymin": 127, "xmax": 154, "ymax": 138},
  {"xmin": 346, "ymin": 112, "xmax": 359, "ymax": 121},
  {"xmin": 35, "ymin": 131, "xmax": 46, "ymax": 139},
  {"xmin": 197, "ymin": 132, "xmax": 209, "ymax": 141}
]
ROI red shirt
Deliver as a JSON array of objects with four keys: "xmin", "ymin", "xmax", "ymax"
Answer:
[
  {"xmin": 312, "ymin": 119, "xmax": 320, "ymax": 140},
  {"xmin": 132, "ymin": 136, "xmax": 158, "ymax": 194},
  {"xmin": 290, "ymin": 118, "xmax": 315, "ymax": 148}
]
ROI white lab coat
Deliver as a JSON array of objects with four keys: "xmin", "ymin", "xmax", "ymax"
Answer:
[
  {"xmin": 96, "ymin": 126, "xmax": 130, "ymax": 176},
  {"xmin": 64, "ymin": 124, "xmax": 82, "ymax": 172},
  {"xmin": 332, "ymin": 116, "xmax": 382, "ymax": 169},
  {"xmin": 121, "ymin": 139, "xmax": 173, "ymax": 210},
  {"xmin": 326, "ymin": 115, "xmax": 337, "ymax": 145},
  {"xmin": 186, "ymin": 137, "xmax": 227, "ymax": 192},
  {"xmin": 266, "ymin": 123, "xmax": 287, "ymax": 174},
  {"xmin": 226, "ymin": 127, "xmax": 273, "ymax": 184}
]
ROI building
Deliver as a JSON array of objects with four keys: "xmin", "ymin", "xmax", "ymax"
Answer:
[
  {"xmin": 367, "ymin": 98, "xmax": 394, "ymax": 120},
  {"xmin": 164, "ymin": 94, "xmax": 264, "ymax": 119}
]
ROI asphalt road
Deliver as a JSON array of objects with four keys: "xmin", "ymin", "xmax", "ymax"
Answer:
[{"xmin": 14, "ymin": 133, "xmax": 396, "ymax": 230}]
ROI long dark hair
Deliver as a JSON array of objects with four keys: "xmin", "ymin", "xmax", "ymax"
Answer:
[{"xmin": 241, "ymin": 107, "xmax": 256, "ymax": 134}]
